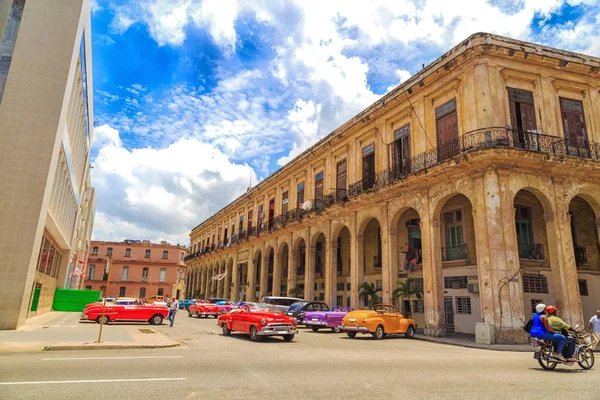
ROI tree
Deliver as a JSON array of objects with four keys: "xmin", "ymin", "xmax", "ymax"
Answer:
[
  {"xmin": 358, "ymin": 282, "xmax": 381, "ymax": 308},
  {"xmin": 289, "ymin": 286, "xmax": 303, "ymax": 298},
  {"xmin": 392, "ymin": 278, "xmax": 422, "ymax": 316}
]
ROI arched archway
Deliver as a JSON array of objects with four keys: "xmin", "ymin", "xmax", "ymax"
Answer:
[
  {"xmin": 308, "ymin": 232, "xmax": 326, "ymax": 302},
  {"xmin": 290, "ymin": 238, "xmax": 307, "ymax": 299},
  {"xmin": 358, "ymin": 217, "xmax": 383, "ymax": 308},
  {"xmin": 253, "ymin": 250, "xmax": 262, "ymax": 302},
  {"xmin": 225, "ymin": 258, "xmax": 234, "ymax": 299},
  {"xmin": 435, "ymin": 193, "xmax": 479, "ymax": 335},
  {"xmin": 331, "ymin": 226, "xmax": 351, "ymax": 307},
  {"xmin": 569, "ymin": 195, "xmax": 600, "ymax": 320},
  {"xmin": 276, "ymin": 243, "xmax": 289, "ymax": 296}
]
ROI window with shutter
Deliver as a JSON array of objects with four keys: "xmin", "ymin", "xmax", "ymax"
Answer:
[
  {"xmin": 393, "ymin": 124, "xmax": 411, "ymax": 178},
  {"xmin": 314, "ymin": 171, "xmax": 324, "ymax": 200},
  {"xmin": 560, "ymin": 98, "xmax": 588, "ymax": 152},
  {"xmin": 336, "ymin": 159, "xmax": 347, "ymax": 201},
  {"xmin": 362, "ymin": 144, "xmax": 375, "ymax": 190},
  {"xmin": 435, "ymin": 99, "xmax": 459, "ymax": 161}
]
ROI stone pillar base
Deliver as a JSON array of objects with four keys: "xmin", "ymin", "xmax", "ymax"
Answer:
[
  {"xmin": 494, "ymin": 327, "xmax": 530, "ymax": 344},
  {"xmin": 424, "ymin": 323, "xmax": 446, "ymax": 337}
]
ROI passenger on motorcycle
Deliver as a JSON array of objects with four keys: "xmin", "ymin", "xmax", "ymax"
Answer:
[
  {"xmin": 546, "ymin": 305, "xmax": 578, "ymax": 362},
  {"xmin": 530, "ymin": 303, "xmax": 567, "ymax": 362}
]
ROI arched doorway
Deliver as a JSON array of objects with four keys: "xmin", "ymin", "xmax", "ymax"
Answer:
[
  {"xmin": 277, "ymin": 243, "xmax": 289, "ymax": 296},
  {"xmin": 569, "ymin": 195, "xmax": 600, "ymax": 320},
  {"xmin": 333, "ymin": 226, "xmax": 351, "ymax": 307},
  {"xmin": 436, "ymin": 194, "xmax": 479, "ymax": 334},
  {"xmin": 312, "ymin": 233, "xmax": 326, "ymax": 302},
  {"xmin": 359, "ymin": 218, "xmax": 383, "ymax": 308},
  {"xmin": 253, "ymin": 250, "xmax": 262, "ymax": 302},
  {"xmin": 290, "ymin": 238, "xmax": 306, "ymax": 299}
]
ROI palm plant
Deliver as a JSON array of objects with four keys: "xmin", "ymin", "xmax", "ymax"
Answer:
[
  {"xmin": 289, "ymin": 286, "xmax": 303, "ymax": 298},
  {"xmin": 358, "ymin": 282, "xmax": 381, "ymax": 308},
  {"xmin": 392, "ymin": 278, "xmax": 423, "ymax": 315}
]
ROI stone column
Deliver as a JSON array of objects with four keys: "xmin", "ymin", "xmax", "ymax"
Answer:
[
  {"xmin": 217, "ymin": 261, "xmax": 224, "ymax": 298},
  {"xmin": 224, "ymin": 261, "xmax": 231, "ymax": 299},
  {"xmin": 388, "ymin": 228, "xmax": 399, "ymax": 306},
  {"xmin": 204, "ymin": 267, "xmax": 210, "ymax": 298},
  {"xmin": 247, "ymin": 247, "xmax": 255, "ymax": 302},
  {"xmin": 325, "ymin": 239, "xmax": 336, "ymax": 307},
  {"xmin": 272, "ymin": 245, "xmax": 281, "ymax": 296},
  {"xmin": 232, "ymin": 257, "xmax": 240, "ymax": 302},
  {"xmin": 287, "ymin": 249, "xmax": 297, "ymax": 297},
  {"xmin": 305, "ymin": 247, "xmax": 316, "ymax": 301},
  {"xmin": 259, "ymin": 253, "xmax": 269, "ymax": 299},
  {"xmin": 421, "ymin": 192, "xmax": 445, "ymax": 337},
  {"xmin": 349, "ymin": 213, "xmax": 360, "ymax": 308},
  {"xmin": 381, "ymin": 204, "xmax": 392, "ymax": 304}
]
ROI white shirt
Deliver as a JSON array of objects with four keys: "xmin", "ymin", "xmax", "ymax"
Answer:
[
  {"xmin": 589, "ymin": 315, "xmax": 600, "ymax": 332},
  {"xmin": 169, "ymin": 301, "xmax": 179, "ymax": 311}
]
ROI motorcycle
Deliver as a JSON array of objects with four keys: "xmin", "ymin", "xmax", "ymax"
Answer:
[{"xmin": 533, "ymin": 327, "xmax": 595, "ymax": 370}]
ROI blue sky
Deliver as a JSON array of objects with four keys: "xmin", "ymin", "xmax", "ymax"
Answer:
[{"xmin": 88, "ymin": 0, "xmax": 600, "ymax": 245}]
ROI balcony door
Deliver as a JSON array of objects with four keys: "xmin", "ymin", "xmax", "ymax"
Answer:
[
  {"xmin": 393, "ymin": 124, "xmax": 411, "ymax": 178},
  {"xmin": 508, "ymin": 88, "xmax": 537, "ymax": 149},
  {"xmin": 336, "ymin": 159, "xmax": 347, "ymax": 201},
  {"xmin": 268, "ymin": 199, "xmax": 275, "ymax": 229},
  {"xmin": 560, "ymin": 98, "xmax": 589, "ymax": 155},
  {"xmin": 436, "ymin": 99, "xmax": 459, "ymax": 161},
  {"xmin": 362, "ymin": 144, "xmax": 375, "ymax": 191},
  {"xmin": 314, "ymin": 172, "xmax": 324, "ymax": 202}
]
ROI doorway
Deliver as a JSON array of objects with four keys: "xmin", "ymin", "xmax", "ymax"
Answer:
[{"xmin": 444, "ymin": 296, "xmax": 455, "ymax": 332}]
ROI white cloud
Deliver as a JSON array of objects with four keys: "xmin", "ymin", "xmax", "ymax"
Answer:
[{"xmin": 91, "ymin": 125, "xmax": 257, "ymax": 244}]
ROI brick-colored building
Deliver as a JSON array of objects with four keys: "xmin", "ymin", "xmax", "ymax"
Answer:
[
  {"xmin": 84, "ymin": 240, "xmax": 188, "ymax": 300},
  {"xmin": 185, "ymin": 33, "xmax": 600, "ymax": 344}
]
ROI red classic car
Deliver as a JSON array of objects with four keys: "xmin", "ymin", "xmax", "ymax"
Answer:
[
  {"xmin": 217, "ymin": 303, "xmax": 298, "ymax": 342},
  {"xmin": 81, "ymin": 299, "xmax": 167, "ymax": 325},
  {"xmin": 188, "ymin": 302, "xmax": 220, "ymax": 318}
]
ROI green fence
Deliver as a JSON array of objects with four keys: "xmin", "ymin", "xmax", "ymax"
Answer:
[{"xmin": 52, "ymin": 289, "xmax": 101, "ymax": 312}]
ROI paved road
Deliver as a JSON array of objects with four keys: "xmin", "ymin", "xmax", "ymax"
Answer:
[{"xmin": 0, "ymin": 313, "xmax": 596, "ymax": 400}]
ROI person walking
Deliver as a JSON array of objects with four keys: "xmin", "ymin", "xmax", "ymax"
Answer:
[
  {"xmin": 589, "ymin": 310, "xmax": 600, "ymax": 347},
  {"xmin": 168, "ymin": 297, "xmax": 179, "ymax": 327}
]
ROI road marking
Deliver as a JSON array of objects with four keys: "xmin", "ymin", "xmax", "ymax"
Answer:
[
  {"xmin": 0, "ymin": 378, "xmax": 187, "ymax": 386},
  {"xmin": 41, "ymin": 356, "xmax": 183, "ymax": 361}
]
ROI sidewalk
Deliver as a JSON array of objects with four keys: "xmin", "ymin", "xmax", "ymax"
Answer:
[
  {"xmin": 414, "ymin": 332, "xmax": 531, "ymax": 352},
  {"xmin": 0, "ymin": 312, "xmax": 180, "ymax": 352}
]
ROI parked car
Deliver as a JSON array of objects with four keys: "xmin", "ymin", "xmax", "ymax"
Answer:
[
  {"xmin": 146, "ymin": 295, "xmax": 165, "ymax": 304},
  {"xmin": 260, "ymin": 296, "xmax": 304, "ymax": 313},
  {"xmin": 179, "ymin": 299, "xmax": 197, "ymax": 310},
  {"xmin": 188, "ymin": 302, "xmax": 220, "ymax": 318},
  {"xmin": 341, "ymin": 305, "xmax": 416, "ymax": 339},
  {"xmin": 303, "ymin": 306, "xmax": 352, "ymax": 332},
  {"xmin": 286, "ymin": 301, "xmax": 329, "ymax": 323},
  {"xmin": 208, "ymin": 298, "xmax": 227, "ymax": 304},
  {"xmin": 216, "ymin": 301, "xmax": 238, "ymax": 313},
  {"xmin": 217, "ymin": 303, "xmax": 298, "ymax": 342},
  {"xmin": 81, "ymin": 299, "xmax": 167, "ymax": 325}
]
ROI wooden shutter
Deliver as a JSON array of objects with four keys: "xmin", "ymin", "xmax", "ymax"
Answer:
[
  {"xmin": 520, "ymin": 103, "xmax": 537, "ymax": 131},
  {"xmin": 436, "ymin": 99, "xmax": 458, "ymax": 161},
  {"xmin": 560, "ymin": 98, "xmax": 588, "ymax": 148},
  {"xmin": 247, "ymin": 210, "xmax": 253, "ymax": 231}
]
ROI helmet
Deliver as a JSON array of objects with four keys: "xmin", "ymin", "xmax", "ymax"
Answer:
[
  {"xmin": 535, "ymin": 303, "xmax": 547, "ymax": 313},
  {"xmin": 545, "ymin": 305, "xmax": 559, "ymax": 314}
]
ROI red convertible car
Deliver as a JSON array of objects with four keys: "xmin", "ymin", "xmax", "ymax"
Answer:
[
  {"xmin": 81, "ymin": 299, "xmax": 167, "ymax": 325},
  {"xmin": 217, "ymin": 303, "xmax": 298, "ymax": 342},
  {"xmin": 188, "ymin": 302, "xmax": 220, "ymax": 318}
]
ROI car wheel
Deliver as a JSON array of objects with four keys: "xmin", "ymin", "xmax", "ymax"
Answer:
[
  {"xmin": 346, "ymin": 332, "xmax": 357, "ymax": 338},
  {"xmin": 149, "ymin": 314, "xmax": 163, "ymax": 325},
  {"xmin": 222, "ymin": 323, "xmax": 231, "ymax": 336},
  {"xmin": 405, "ymin": 325, "xmax": 415, "ymax": 339},
  {"xmin": 213, "ymin": 315, "xmax": 218, "ymax": 319},
  {"xmin": 372, "ymin": 325, "xmax": 384, "ymax": 340},
  {"xmin": 96, "ymin": 315, "xmax": 109, "ymax": 325},
  {"xmin": 332, "ymin": 327, "xmax": 342, "ymax": 333},
  {"xmin": 311, "ymin": 327, "xmax": 319, "ymax": 332},
  {"xmin": 199, "ymin": 314, "xmax": 205, "ymax": 318},
  {"xmin": 249, "ymin": 325, "xmax": 262, "ymax": 342},
  {"xmin": 188, "ymin": 311, "xmax": 192, "ymax": 318},
  {"xmin": 283, "ymin": 334, "xmax": 295, "ymax": 342}
]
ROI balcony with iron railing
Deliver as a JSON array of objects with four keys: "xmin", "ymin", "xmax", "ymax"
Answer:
[
  {"xmin": 442, "ymin": 243, "xmax": 469, "ymax": 263},
  {"xmin": 518, "ymin": 243, "xmax": 544, "ymax": 260}
]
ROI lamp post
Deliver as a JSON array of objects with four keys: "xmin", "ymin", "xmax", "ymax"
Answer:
[{"xmin": 96, "ymin": 256, "xmax": 112, "ymax": 343}]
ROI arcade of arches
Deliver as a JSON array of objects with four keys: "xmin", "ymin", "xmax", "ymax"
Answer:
[{"xmin": 185, "ymin": 171, "xmax": 600, "ymax": 344}]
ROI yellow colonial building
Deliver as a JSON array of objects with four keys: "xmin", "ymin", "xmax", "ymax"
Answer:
[{"xmin": 185, "ymin": 33, "xmax": 600, "ymax": 343}]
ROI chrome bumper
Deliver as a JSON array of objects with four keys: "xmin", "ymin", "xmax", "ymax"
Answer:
[
  {"xmin": 304, "ymin": 320, "xmax": 328, "ymax": 327},
  {"xmin": 258, "ymin": 324, "xmax": 298, "ymax": 336},
  {"xmin": 199, "ymin": 312, "xmax": 219, "ymax": 316},
  {"xmin": 341, "ymin": 325, "xmax": 369, "ymax": 333},
  {"xmin": 79, "ymin": 315, "xmax": 88, "ymax": 320}
]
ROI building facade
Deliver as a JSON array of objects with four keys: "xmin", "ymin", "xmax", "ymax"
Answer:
[
  {"xmin": 0, "ymin": 0, "xmax": 96, "ymax": 329},
  {"xmin": 185, "ymin": 33, "xmax": 600, "ymax": 343},
  {"xmin": 84, "ymin": 241, "xmax": 188, "ymax": 300}
]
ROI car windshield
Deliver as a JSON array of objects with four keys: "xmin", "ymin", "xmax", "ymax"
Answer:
[
  {"xmin": 246, "ymin": 303, "xmax": 279, "ymax": 312},
  {"xmin": 287, "ymin": 302, "xmax": 308, "ymax": 312},
  {"xmin": 373, "ymin": 305, "xmax": 397, "ymax": 314}
]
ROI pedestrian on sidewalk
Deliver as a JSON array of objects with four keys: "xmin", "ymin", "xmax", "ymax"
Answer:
[
  {"xmin": 168, "ymin": 297, "xmax": 179, "ymax": 327},
  {"xmin": 588, "ymin": 310, "xmax": 600, "ymax": 347}
]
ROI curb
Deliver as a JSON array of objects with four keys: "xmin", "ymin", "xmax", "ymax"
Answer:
[
  {"xmin": 414, "ymin": 335, "xmax": 530, "ymax": 352},
  {"xmin": 43, "ymin": 343, "xmax": 181, "ymax": 351}
]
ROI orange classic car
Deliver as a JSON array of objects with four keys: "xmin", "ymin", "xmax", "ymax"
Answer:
[{"xmin": 340, "ymin": 305, "xmax": 416, "ymax": 339}]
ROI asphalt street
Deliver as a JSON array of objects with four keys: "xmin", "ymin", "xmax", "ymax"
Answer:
[{"xmin": 0, "ymin": 313, "xmax": 597, "ymax": 400}]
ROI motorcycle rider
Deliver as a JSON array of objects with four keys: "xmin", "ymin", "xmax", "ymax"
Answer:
[
  {"xmin": 530, "ymin": 303, "xmax": 567, "ymax": 362},
  {"xmin": 546, "ymin": 305, "xmax": 578, "ymax": 363}
]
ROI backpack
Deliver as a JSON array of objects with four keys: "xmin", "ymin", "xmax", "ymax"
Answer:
[{"xmin": 523, "ymin": 316, "xmax": 533, "ymax": 333}]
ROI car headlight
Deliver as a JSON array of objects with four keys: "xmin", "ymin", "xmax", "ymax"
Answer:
[{"xmin": 261, "ymin": 318, "xmax": 267, "ymax": 325}]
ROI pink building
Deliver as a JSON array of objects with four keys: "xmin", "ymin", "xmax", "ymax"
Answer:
[{"xmin": 84, "ymin": 240, "xmax": 188, "ymax": 300}]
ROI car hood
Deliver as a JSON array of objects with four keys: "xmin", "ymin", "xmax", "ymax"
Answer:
[{"xmin": 248, "ymin": 311, "xmax": 290, "ymax": 322}]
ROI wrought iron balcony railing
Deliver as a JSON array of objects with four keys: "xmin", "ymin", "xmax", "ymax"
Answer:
[
  {"xmin": 442, "ymin": 243, "xmax": 469, "ymax": 263},
  {"xmin": 518, "ymin": 243, "xmax": 544, "ymax": 260},
  {"xmin": 575, "ymin": 246, "xmax": 588, "ymax": 266}
]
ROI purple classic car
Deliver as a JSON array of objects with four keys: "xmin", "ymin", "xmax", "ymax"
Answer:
[{"xmin": 303, "ymin": 307, "xmax": 353, "ymax": 333}]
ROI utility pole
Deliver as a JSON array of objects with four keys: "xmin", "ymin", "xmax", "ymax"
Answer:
[{"xmin": 96, "ymin": 256, "xmax": 112, "ymax": 343}]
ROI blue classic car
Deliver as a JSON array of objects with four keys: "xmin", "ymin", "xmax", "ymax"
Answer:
[{"xmin": 178, "ymin": 299, "xmax": 197, "ymax": 310}]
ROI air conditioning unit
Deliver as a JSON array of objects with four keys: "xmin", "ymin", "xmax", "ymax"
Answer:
[{"xmin": 467, "ymin": 283, "xmax": 479, "ymax": 293}]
